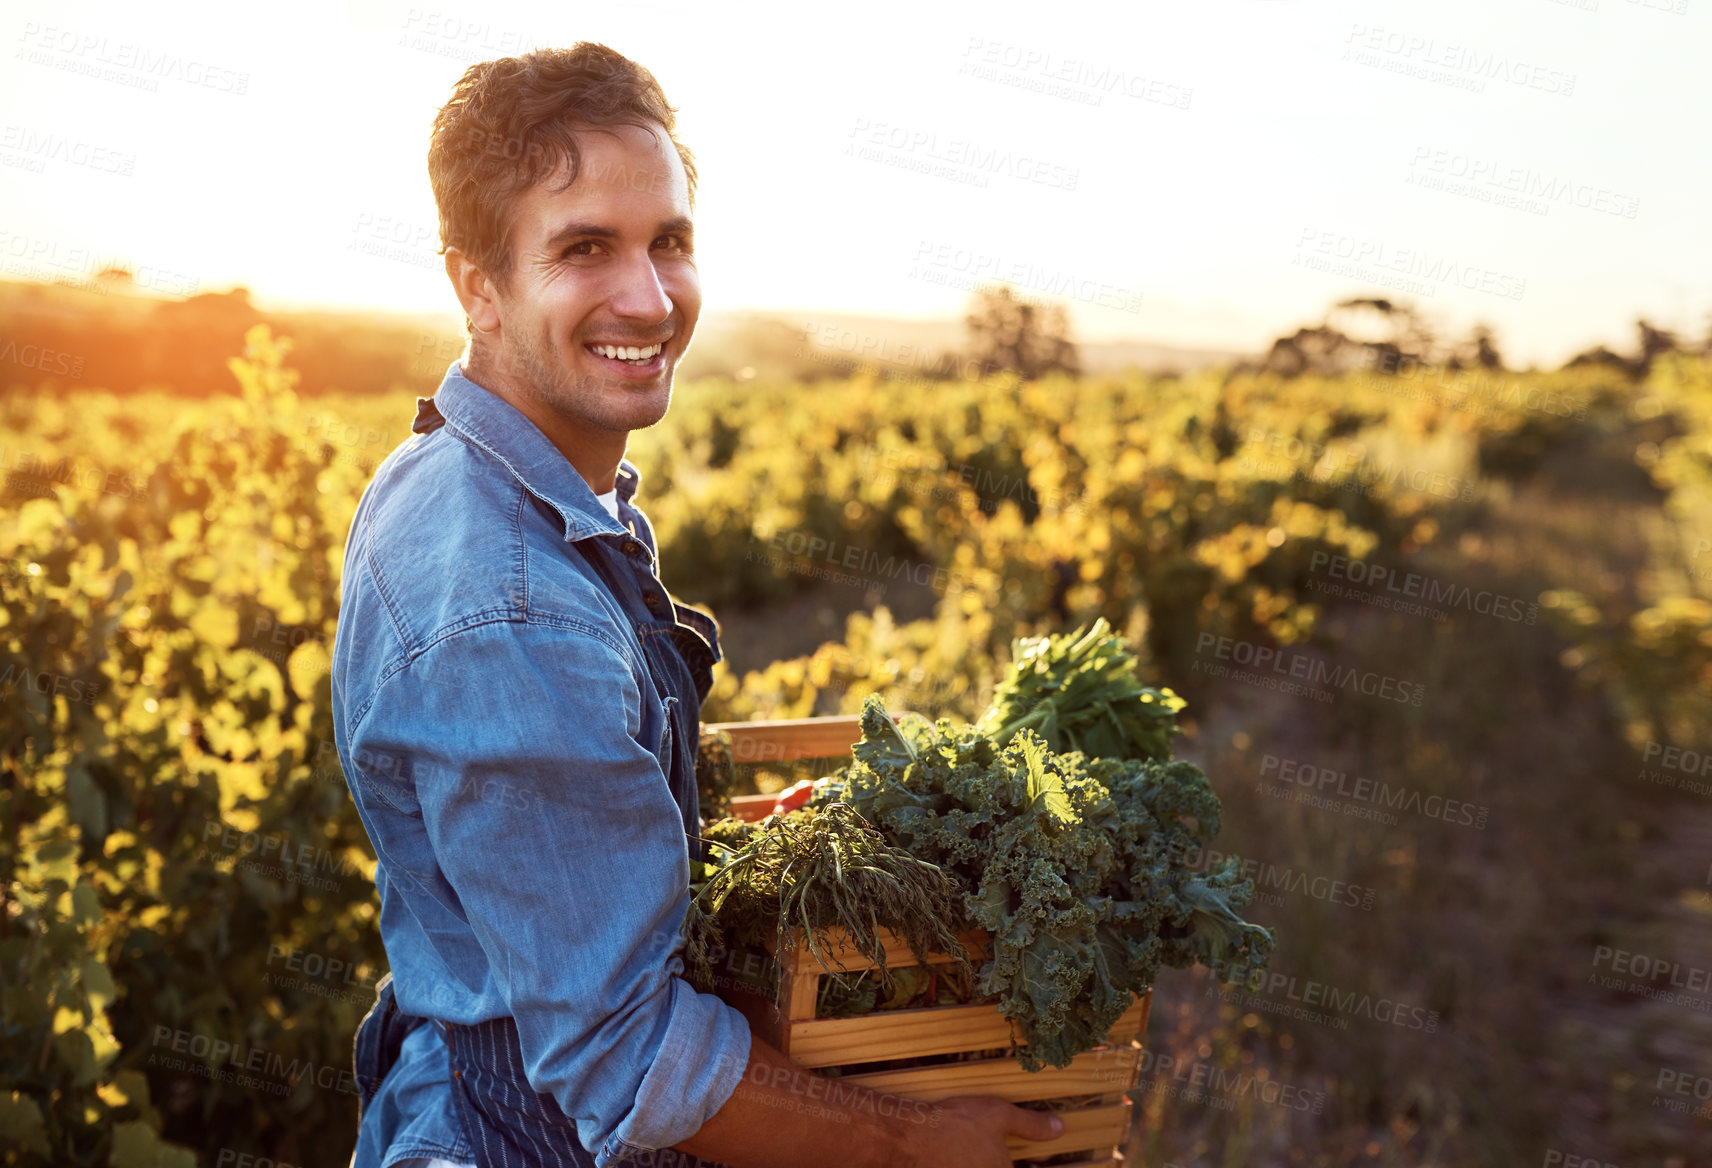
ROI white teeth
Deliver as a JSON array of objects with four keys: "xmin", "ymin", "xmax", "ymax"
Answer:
[{"xmin": 590, "ymin": 343, "xmax": 662, "ymax": 361}]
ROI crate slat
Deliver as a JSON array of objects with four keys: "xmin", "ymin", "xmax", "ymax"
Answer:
[
  {"xmin": 841, "ymin": 1044, "xmax": 1140, "ymax": 1102},
  {"xmin": 772, "ymin": 925, "xmax": 990, "ymax": 973},
  {"xmin": 1004, "ymin": 1101, "xmax": 1132, "ymax": 1159},
  {"xmin": 784, "ymin": 1000, "xmax": 1014, "ymax": 1066},
  {"xmin": 1104, "ymin": 994, "xmax": 1153, "ymax": 1046},
  {"xmin": 703, "ymin": 715, "xmax": 865, "ymax": 764},
  {"xmin": 728, "ymin": 792, "xmax": 779, "ymax": 821},
  {"xmin": 783, "ymin": 992, "xmax": 1152, "ymax": 1068}
]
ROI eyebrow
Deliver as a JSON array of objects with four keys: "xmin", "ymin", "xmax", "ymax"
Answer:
[{"xmin": 541, "ymin": 216, "xmax": 694, "ymax": 253}]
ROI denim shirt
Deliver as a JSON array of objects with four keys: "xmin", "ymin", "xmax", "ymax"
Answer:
[{"xmin": 330, "ymin": 362, "xmax": 752, "ymax": 1167}]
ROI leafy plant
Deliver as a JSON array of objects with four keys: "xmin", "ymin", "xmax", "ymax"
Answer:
[
  {"xmin": 975, "ymin": 617, "xmax": 1187, "ymax": 763},
  {"xmin": 831, "ymin": 695, "xmax": 1273, "ymax": 1071}
]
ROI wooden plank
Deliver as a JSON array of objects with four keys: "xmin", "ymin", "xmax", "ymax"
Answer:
[
  {"xmin": 781, "ymin": 968, "xmax": 822, "ymax": 1025},
  {"xmin": 728, "ymin": 792, "xmax": 779, "ymax": 822},
  {"xmin": 703, "ymin": 715, "xmax": 864, "ymax": 763},
  {"xmin": 1104, "ymin": 993, "xmax": 1152, "ymax": 1046},
  {"xmin": 774, "ymin": 926, "xmax": 990, "ymax": 974},
  {"xmin": 782, "ymin": 982, "xmax": 1149, "ymax": 1069},
  {"xmin": 704, "ymin": 711, "xmax": 922, "ymax": 766},
  {"xmin": 1005, "ymin": 1101, "xmax": 1131, "ymax": 1160},
  {"xmin": 841, "ymin": 1045, "xmax": 1140, "ymax": 1103},
  {"xmin": 785, "ymin": 1002, "xmax": 1019, "ymax": 1068}
]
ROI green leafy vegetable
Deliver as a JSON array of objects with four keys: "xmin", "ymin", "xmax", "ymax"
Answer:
[
  {"xmin": 682, "ymin": 802, "xmax": 970, "ymax": 1002},
  {"xmin": 975, "ymin": 617, "xmax": 1188, "ymax": 764},
  {"xmin": 686, "ymin": 624, "xmax": 1274, "ymax": 1074},
  {"xmin": 824, "ymin": 695, "xmax": 1273, "ymax": 1070}
]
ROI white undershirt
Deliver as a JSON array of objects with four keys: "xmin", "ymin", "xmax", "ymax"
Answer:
[{"xmin": 596, "ymin": 487, "xmax": 620, "ymax": 519}]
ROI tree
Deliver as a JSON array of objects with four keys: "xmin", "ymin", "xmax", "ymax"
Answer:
[{"xmin": 963, "ymin": 284, "xmax": 1080, "ymax": 380}]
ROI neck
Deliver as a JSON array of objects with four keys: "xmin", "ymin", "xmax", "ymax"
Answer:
[{"xmin": 460, "ymin": 356, "xmax": 626, "ymax": 494}]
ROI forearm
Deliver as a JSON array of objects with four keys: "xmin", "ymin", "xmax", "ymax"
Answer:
[{"xmin": 672, "ymin": 1034, "xmax": 932, "ymax": 1168}]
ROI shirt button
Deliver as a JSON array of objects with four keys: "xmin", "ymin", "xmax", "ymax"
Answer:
[
  {"xmin": 645, "ymin": 593, "xmax": 666, "ymax": 614},
  {"xmin": 621, "ymin": 540, "xmax": 641, "ymax": 555}
]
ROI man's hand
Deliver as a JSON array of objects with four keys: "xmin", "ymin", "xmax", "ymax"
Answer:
[
  {"xmin": 909, "ymin": 1095, "xmax": 1068, "ymax": 1168},
  {"xmin": 673, "ymin": 1034, "xmax": 1065, "ymax": 1168}
]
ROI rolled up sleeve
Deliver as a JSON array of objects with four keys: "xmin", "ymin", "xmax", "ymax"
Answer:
[{"xmin": 350, "ymin": 615, "xmax": 752, "ymax": 1167}]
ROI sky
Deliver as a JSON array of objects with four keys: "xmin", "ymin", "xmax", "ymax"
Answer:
[{"xmin": 2, "ymin": 0, "xmax": 1708, "ymax": 367}]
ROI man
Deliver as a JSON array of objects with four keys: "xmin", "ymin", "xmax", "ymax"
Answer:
[{"xmin": 331, "ymin": 42, "xmax": 1062, "ymax": 1168}]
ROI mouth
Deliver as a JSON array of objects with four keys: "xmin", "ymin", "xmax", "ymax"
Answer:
[{"xmin": 584, "ymin": 340, "xmax": 668, "ymax": 378}]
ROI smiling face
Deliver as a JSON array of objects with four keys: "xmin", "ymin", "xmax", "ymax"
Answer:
[{"xmin": 451, "ymin": 120, "xmax": 698, "ymax": 483}]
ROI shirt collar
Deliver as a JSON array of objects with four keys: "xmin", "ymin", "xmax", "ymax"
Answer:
[{"xmin": 413, "ymin": 361, "xmax": 641, "ymax": 543}]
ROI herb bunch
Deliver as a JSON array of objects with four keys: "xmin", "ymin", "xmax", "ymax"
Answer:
[{"xmin": 682, "ymin": 801, "xmax": 971, "ymax": 1003}]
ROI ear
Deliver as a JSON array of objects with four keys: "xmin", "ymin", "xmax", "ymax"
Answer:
[{"xmin": 445, "ymin": 247, "xmax": 502, "ymax": 334}]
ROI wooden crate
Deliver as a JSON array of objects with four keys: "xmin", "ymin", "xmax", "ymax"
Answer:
[{"xmin": 702, "ymin": 715, "xmax": 1152, "ymax": 1165}]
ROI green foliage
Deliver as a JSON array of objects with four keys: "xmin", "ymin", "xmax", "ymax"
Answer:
[
  {"xmin": 975, "ymin": 617, "xmax": 1186, "ymax": 762},
  {"xmin": 681, "ymin": 803, "xmax": 968, "ymax": 1000},
  {"xmin": 1, "ymin": 326, "xmax": 384, "ymax": 1165},
  {"xmin": 5, "ymin": 323, "xmax": 1659, "ymax": 1160},
  {"xmin": 1542, "ymin": 354, "xmax": 1712, "ymax": 755},
  {"xmin": 830, "ymin": 694, "xmax": 1273, "ymax": 1072}
]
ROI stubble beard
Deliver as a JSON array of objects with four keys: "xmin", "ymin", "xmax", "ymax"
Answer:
[{"xmin": 488, "ymin": 327, "xmax": 671, "ymax": 436}]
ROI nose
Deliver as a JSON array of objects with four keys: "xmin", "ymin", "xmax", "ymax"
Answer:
[{"xmin": 606, "ymin": 248, "xmax": 673, "ymax": 326}]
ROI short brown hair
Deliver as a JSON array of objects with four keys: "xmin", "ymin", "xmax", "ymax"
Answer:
[{"xmin": 428, "ymin": 43, "xmax": 697, "ymax": 287}]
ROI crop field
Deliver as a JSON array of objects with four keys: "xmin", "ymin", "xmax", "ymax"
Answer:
[{"xmin": 4, "ymin": 326, "xmax": 1711, "ymax": 1166}]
